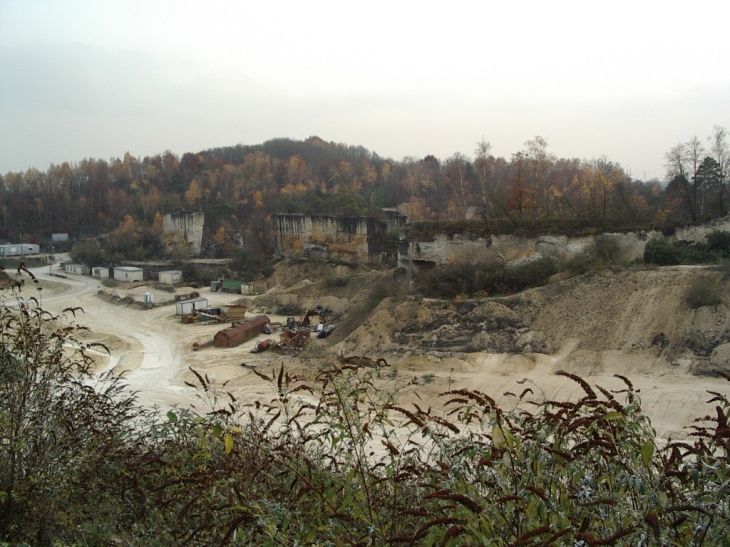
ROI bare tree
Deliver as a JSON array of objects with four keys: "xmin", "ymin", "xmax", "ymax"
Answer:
[
  {"xmin": 664, "ymin": 142, "xmax": 689, "ymax": 181},
  {"xmin": 524, "ymin": 136, "xmax": 555, "ymax": 220},
  {"xmin": 474, "ymin": 139, "xmax": 494, "ymax": 222},
  {"xmin": 686, "ymin": 137, "xmax": 706, "ymax": 217},
  {"xmin": 445, "ymin": 152, "xmax": 471, "ymax": 220},
  {"xmin": 664, "ymin": 137, "xmax": 705, "ymax": 221},
  {"xmin": 708, "ymin": 125, "xmax": 730, "ymax": 214}
]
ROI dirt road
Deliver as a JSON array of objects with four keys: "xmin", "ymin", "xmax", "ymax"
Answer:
[{"xmin": 24, "ymin": 262, "xmax": 297, "ymax": 412}]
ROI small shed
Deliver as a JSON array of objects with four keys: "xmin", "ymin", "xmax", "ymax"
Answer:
[
  {"xmin": 221, "ymin": 279, "xmax": 243, "ymax": 293},
  {"xmin": 65, "ymin": 263, "xmax": 90, "ymax": 275},
  {"xmin": 176, "ymin": 297, "xmax": 208, "ymax": 316},
  {"xmin": 92, "ymin": 266, "xmax": 109, "ymax": 278},
  {"xmin": 51, "ymin": 233, "xmax": 69, "ymax": 242},
  {"xmin": 159, "ymin": 270, "xmax": 182, "ymax": 285},
  {"xmin": 114, "ymin": 266, "xmax": 144, "ymax": 282},
  {"xmin": 214, "ymin": 315, "xmax": 270, "ymax": 348}
]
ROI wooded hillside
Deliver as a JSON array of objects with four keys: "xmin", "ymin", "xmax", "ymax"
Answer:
[{"xmin": 1, "ymin": 130, "xmax": 727, "ymax": 260}]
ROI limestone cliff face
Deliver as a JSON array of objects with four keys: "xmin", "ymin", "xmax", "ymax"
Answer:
[
  {"xmin": 162, "ymin": 212, "xmax": 204, "ymax": 256},
  {"xmin": 271, "ymin": 213, "xmax": 405, "ymax": 263},
  {"xmin": 675, "ymin": 216, "xmax": 730, "ymax": 243},
  {"xmin": 398, "ymin": 231, "xmax": 655, "ymax": 271},
  {"xmin": 272, "ymin": 213, "xmax": 730, "ymax": 270}
]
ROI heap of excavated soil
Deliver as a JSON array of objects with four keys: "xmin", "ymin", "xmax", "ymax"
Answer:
[
  {"xmin": 515, "ymin": 266, "xmax": 730, "ymax": 370},
  {"xmin": 315, "ymin": 265, "xmax": 730, "ymax": 374}
]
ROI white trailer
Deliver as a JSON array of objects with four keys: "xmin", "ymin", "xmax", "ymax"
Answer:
[
  {"xmin": 159, "ymin": 270, "xmax": 182, "ymax": 285},
  {"xmin": 65, "ymin": 264, "xmax": 90, "ymax": 275},
  {"xmin": 175, "ymin": 297, "xmax": 208, "ymax": 316},
  {"xmin": 114, "ymin": 266, "xmax": 144, "ymax": 282},
  {"xmin": 92, "ymin": 266, "xmax": 110, "ymax": 278},
  {"xmin": 0, "ymin": 244, "xmax": 40, "ymax": 257}
]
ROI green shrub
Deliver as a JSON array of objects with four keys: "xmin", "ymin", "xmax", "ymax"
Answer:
[
  {"xmin": 670, "ymin": 239, "xmax": 727, "ymax": 264},
  {"xmin": 420, "ymin": 373, "xmax": 435, "ymax": 384},
  {"xmin": 644, "ymin": 236, "xmax": 681, "ymax": 265},
  {"xmin": 420, "ymin": 261, "xmax": 499, "ymax": 299},
  {"xmin": 592, "ymin": 234, "xmax": 622, "ymax": 263},
  {"xmin": 0, "ymin": 278, "xmax": 141, "ymax": 544},
  {"xmin": 229, "ymin": 251, "xmax": 274, "ymax": 282},
  {"xmin": 498, "ymin": 256, "xmax": 558, "ymax": 293},
  {"xmin": 565, "ymin": 250, "xmax": 596, "ymax": 275},
  {"xmin": 565, "ymin": 235, "xmax": 622, "ymax": 276},
  {"xmin": 420, "ymin": 257, "xmax": 558, "ymax": 298},
  {"xmin": 645, "ymin": 234, "xmax": 730, "ymax": 266},
  {"xmin": 259, "ymin": 259, "xmax": 274, "ymax": 278},
  {"xmin": 70, "ymin": 239, "xmax": 104, "ymax": 266},
  {"xmin": 323, "ymin": 275, "xmax": 350, "ymax": 289},
  {"xmin": 685, "ymin": 278, "xmax": 723, "ymax": 308},
  {"xmin": 181, "ymin": 261, "xmax": 198, "ymax": 282},
  {"xmin": 707, "ymin": 230, "xmax": 730, "ymax": 255}
]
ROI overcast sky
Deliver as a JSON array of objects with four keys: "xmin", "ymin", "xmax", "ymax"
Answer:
[{"xmin": 1, "ymin": 0, "xmax": 729, "ymax": 180}]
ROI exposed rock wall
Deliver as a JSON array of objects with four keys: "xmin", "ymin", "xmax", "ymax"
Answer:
[
  {"xmin": 273, "ymin": 212, "xmax": 730, "ymax": 269},
  {"xmin": 162, "ymin": 211, "xmax": 204, "ymax": 256},
  {"xmin": 399, "ymin": 231, "xmax": 656, "ymax": 270},
  {"xmin": 272, "ymin": 213, "xmax": 404, "ymax": 263},
  {"xmin": 674, "ymin": 215, "xmax": 730, "ymax": 243}
]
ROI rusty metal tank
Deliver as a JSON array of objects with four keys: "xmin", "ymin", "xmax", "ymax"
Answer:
[{"xmin": 213, "ymin": 315, "xmax": 270, "ymax": 347}]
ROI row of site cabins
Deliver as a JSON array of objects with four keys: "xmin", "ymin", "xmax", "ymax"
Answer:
[
  {"xmin": 0, "ymin": 234, "xmax": 70, "ymax": 256},
  {"xmin": 64, "ymin": 264, "xmax": 182, "ymax": 284},
  {"xmin": 0, "ymin": 243, "xmax": 41, "ymax": 257},
  {"xmin": 63, "ymin": 264, "xmax": 267, "ymax": 295}
]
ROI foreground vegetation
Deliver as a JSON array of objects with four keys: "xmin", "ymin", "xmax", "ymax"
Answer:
[{"xmin": 1, "ymin": 274, "xmax": 730, "ymax": 546}]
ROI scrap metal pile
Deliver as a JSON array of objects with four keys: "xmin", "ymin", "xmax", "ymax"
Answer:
[
  {"xmin": 192, "ymin": 306, "xmax": 335, "ymax": 353},
  {"xmin": 182, "ymin": 304, "xmax": 248, "ymax": 324},
  {"xmin": 252, "ymin": 305, "xmax": 335, "ymax": 354}
]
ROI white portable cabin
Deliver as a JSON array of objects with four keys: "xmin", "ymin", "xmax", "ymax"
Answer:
[
  {"xmin": 92, "ymin": 266, "xmax": 110, "ymax": 278},
  {"xmin": 176, "ymin": 297, "xmax": 208, "ymax": 316},
  {"xmin": 51, "ymin": 233, "xmax": 69, "ymax": 242},
  {"xmin": 158, "ymin": 270, "xmax": 182, "ymax": 285},
  {"xmin": 0, "ymin": 243, "xmax": 40, "ymax": 257},
  {"xmin": 65, "ymin": 263, "xmax": 90, "ymax": 275},
  {"xmin": 113, "ymin": 266, "xmax": 144, "ymax": 282}
]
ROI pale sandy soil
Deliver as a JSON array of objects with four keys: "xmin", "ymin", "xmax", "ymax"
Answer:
[{"xmin": 17, "ymin": 261, "xmax": 730, "ymax": 443}]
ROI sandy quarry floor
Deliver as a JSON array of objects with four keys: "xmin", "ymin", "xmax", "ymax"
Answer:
[{"xmin": 16, "ymin": 262, "xmax": 728, "ymax": 444}]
